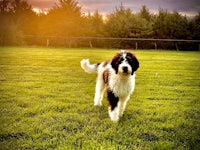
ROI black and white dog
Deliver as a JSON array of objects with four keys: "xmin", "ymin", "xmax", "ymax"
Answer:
[{"xmin": 80, "ymin": 50, "xmax": 139, "ymax": 121}]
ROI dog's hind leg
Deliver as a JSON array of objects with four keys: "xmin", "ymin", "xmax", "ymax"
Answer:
[{"xmin": 94, "ymin": 79, "xmax": 105, "ymax": 106}]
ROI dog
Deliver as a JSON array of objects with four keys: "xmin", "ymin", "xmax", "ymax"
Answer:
[{"xmin": 80, "ymin": 50, "xmax": 139, "ymax": 121}]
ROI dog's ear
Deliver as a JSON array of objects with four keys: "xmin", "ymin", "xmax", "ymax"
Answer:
[
  {"xmin": 126, "ymin": 52, "xmax": 139, "ymax": 75},
  {"xmin": 111, "ymin": 53, "xmax": 121, "ymax": 74}
]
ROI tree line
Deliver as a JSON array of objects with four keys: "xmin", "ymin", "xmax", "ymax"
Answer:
[{"xmin": 0, "ymin": 0, "xmax": 200, "ymax": 50}]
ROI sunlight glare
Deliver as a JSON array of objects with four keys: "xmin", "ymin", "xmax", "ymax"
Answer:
[{"xmin": 33, "ymin": 7, "xmax": 48, "ymax": 15}]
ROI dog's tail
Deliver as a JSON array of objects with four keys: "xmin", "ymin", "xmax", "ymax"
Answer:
[{"xmin": 80, "ymin": 59, "xmax": 98, "ymax": 73}]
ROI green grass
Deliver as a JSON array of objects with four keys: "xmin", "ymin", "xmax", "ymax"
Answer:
[{"xmin": 0, "ymin": 47, "xmax": 200, "ymax": 149}]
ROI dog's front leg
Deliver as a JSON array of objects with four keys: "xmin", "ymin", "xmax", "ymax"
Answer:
[
  {"xmin": 109, "ymin": 106, "xmax": 119, "ymax": 122},
  {"xmin": 118, "ymin": 96, "xmax": 129, "ymax": 117}
]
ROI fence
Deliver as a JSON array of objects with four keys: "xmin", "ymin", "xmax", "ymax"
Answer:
[{"xmin": 24, "ymin": 35, "xmax": 200, "ymax": 50}]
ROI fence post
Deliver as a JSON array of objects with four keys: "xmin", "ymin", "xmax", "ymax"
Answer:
[
  {"xmin": 0, "ymin": 36, "xmax": 2, "ymax": 45},
  {"xmin": 175, "ymin": 42, "xmax": 179, "ymax": 51},
  {"xmin": 154, "ymin": 42, "xmax": 157, "ymax": 50},
  {"xmin": 46, "ymin": 38, "xmax": 49, "ymax": 47},
  {"xmin": 199, "ymin": 44, "xmax": 200, "ymax": 51},
  {"xmin": 65, "ymin": 38, "xmax": 67, "ymax": 47},
  {"xmin": 135, "ymin": 42, "xmax": 138, "ymax": 50},
  {"xmin": 89, "ymin": 41, "xmax": 93, "ymax": 48},
  {"xmin": 69, "ymin": 39, "xmax": 71, "ymax": 48}
]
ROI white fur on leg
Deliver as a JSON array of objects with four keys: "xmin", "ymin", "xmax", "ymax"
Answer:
[
  {"xmin": 94, "ymin": 82, "xmax": 101, "ymax": 106},
  {"xmin": 94, "ymin": 81, "xmax": 105, "ymax": 106},
  {"xmin": 94, "ymin": 91, "xmax": 103, "ymax": 106},
  {"xmin": 118, "ymin": 100, "xmax": 127, "ymax": 117},
  {"xmin": 94, "ymin": 85, "xmax": 101, "ymax": 105},
  {"xmin": 109, "ymin": 107, "xmax": 119, "ymax": 122}
]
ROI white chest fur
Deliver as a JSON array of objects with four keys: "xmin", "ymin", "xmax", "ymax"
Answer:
[{"xmin": 109, "ymin": 71, "xmax": 135, "ymax": 98}]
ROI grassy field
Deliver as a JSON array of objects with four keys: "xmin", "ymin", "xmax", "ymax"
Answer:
[{"xmin": 0, "ymin": 47, "xmax": 199, "ymax": 149}]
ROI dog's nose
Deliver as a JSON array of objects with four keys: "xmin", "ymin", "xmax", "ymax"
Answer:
[{"xmin": 122, "ymin": 66, "xmax": 128, "ymax": 73}]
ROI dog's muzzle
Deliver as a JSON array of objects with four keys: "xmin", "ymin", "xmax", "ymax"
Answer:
[{"xmin": 122, "ymin": 66, "xmax": 128, "ymax": 73}]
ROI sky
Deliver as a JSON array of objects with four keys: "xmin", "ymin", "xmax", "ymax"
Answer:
[{"xmin": 27, "ymin": 0, "xmax": 200, "ymax": 17}]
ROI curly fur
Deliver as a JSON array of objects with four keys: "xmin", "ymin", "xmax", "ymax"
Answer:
[{"xmin": 80, "ymin": 50, "xmax": 139, "ymax": 122}]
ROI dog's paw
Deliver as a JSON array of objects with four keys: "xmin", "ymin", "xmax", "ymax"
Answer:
[{"xmin": 94, "ymin": 102, "xmax": 102, "ymax": 106}]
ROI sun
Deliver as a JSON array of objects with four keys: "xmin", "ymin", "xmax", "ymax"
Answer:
[
  {"xmin": 33, "ymin": 8, "xmax": 40, "ymax": 14},
  {"xmin": 33, "ymin": 7, "xmax": 48, "ymax": 15}
]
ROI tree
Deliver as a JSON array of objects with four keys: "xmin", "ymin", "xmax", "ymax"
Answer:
[
  {"xmin": 189, "ymin": 13, "xmax": 200, "ymax": 39},
  {"xmin": 0, "ymin": 0, "xmax": 35, "ymax": 45},
  {"xmin": 139, "ymin": 5, "xmax": 151, "ymax": 21},
  {"xmin": 153, "ymin": 10, "xmax": 189, "ymax": 39},
  {"xmin": 41, "ymin": 0, "xmax": 83, "ymax": 36},
  {"xmin": 12, "ymin": 0, "xmax": 37, "ymax": 34},
  {"xmin": 105, "ymin": 3, "xmax": 134, "ymax": 37},
  {"xmin": 53, "ymin": 0, "xmax": 81, "ymax": 16},
  {"xmin": 0, "ymin": 0, "xmax": 11, "ymax": 13},
  {"xmin": 168, "ymin": 12, "xmax": 189, "ymax": 39},
  {"xmin": 85, "ymin": 10, "xmax": 105, "ymax": 36},
  {"xmin": 105, "ymin": 4, "xmax": 152, "ymax": 38},
  {"xmin": 152, "ymin": 9, "xmax": 168, "ymax": 38}
]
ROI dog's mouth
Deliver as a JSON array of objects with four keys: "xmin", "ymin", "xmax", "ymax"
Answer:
[
  {"xmin": 122, "ymin": 72, "xmax": 130, "ymax": 76},
  {"xmin": 120, "ymin": 71, "xmax": 130, "ymax": 76}
]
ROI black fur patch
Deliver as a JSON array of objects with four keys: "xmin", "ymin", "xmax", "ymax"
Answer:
[
  {"xmin": 107, "ymin": 89, "xmax": 119, "ymax": 110},
  {"xmin": 96, "ymin": 63, "xmax": 101, "ymax": 67},
  {"xmin": 126, "ymin": 52, "xmax": 139, "ymax": 75},
  {"xmin": 111, "ymin": 53, "xmax": 124, "ymax": 74}
]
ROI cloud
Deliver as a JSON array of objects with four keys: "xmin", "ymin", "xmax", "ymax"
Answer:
[
  {"xmin": 79, "ymin": 0, "xmax": 200, "ymax": 16},
  {"xmin": 27, "ymin": 0, "xmax": 200, "ymax": 16},
  {"xmin": 27, "ymin": 0, "xmax": 56, "ymax": 8}
]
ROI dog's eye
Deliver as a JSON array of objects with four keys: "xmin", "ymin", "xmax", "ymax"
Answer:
[
  {"xmin": 119, "ymin": 57, "xmax": 124, "ymax": 62},
  {"xmin": 116, "ymin": 57, "xmax": 123, "ymax": 64},
  {"xmin": 126, "ymin": 56, "xmax": 133, "ymax": 62}
]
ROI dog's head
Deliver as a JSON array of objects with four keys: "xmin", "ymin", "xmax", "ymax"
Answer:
[{"xmin": 111, "ymin": 50, "xmax": 139, "ymax": 75}]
